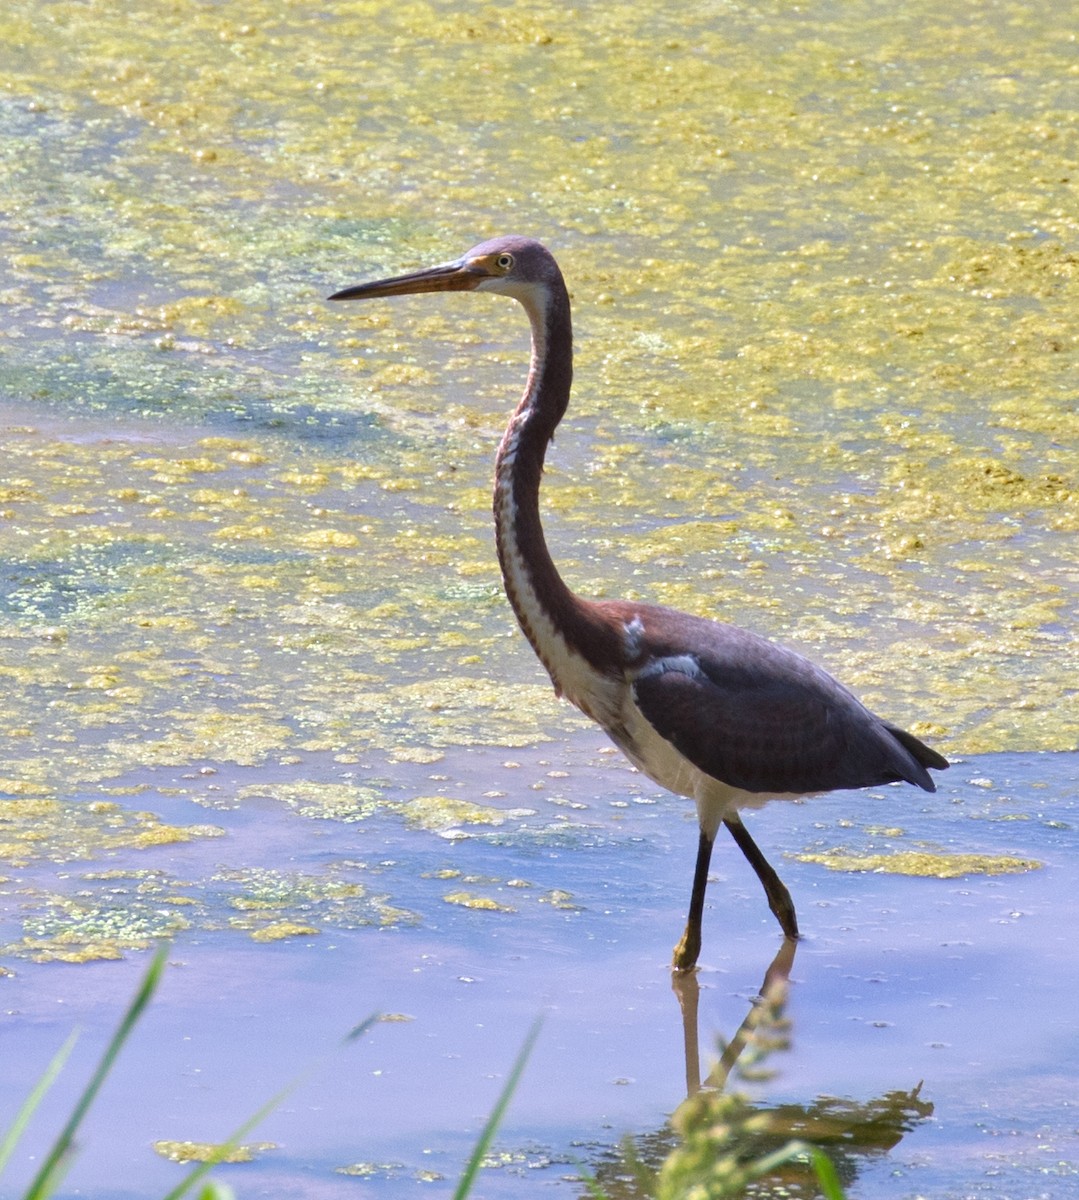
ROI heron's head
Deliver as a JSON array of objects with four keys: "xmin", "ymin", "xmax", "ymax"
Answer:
[{"xmin": 328, "ymin": 235, "xmax": 564, "ymax": 316}]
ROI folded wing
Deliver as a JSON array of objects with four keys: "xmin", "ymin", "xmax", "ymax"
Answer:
[{"xmin": 629, "ymin": 615, "xmax": 947, "ymax": 796}]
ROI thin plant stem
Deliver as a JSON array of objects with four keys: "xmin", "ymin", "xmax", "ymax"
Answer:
[
  {"xmin": 0, "ymin": 1031, "xmax": 79, "ymax": 1179},
  {"xmin": 162, "ymin": 1015, "xmax": 380, "ymax": 1200},
  {"xmin": 22, "ymin": 942, "xmax": 170, "ymax": 1200},
  {"xmin": 806, "ymin": 1144, "xmax": 846, "ymax": 1200},
  {"xmin": 452, "ymin": 1016, "xmax": 543, "ymax": 1200},
  {"xmin": 744, "ymin": 1140, "xmax": 845, "ymax": 1199}
]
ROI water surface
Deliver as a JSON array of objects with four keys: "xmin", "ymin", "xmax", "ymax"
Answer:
[{"xmin": 1, "ymin": 0, "xmax": 1076, "ymax": 1195}]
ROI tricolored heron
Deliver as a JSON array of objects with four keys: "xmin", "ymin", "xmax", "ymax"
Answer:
[{"xmin": 329, "ymin": 235, "xmax": 948, "ymax": 971}]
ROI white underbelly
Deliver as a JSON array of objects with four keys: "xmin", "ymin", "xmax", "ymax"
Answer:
[{"xmin": 608, "ymin": 692, "xmax": 804, "ymax": 840}]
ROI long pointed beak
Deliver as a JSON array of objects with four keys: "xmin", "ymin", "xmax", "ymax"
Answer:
[{"xmin": 328, "ymin": 258, "xmax": 484, "ymax": 302}]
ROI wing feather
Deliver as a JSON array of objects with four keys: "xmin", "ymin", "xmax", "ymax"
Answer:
[{"xmin": 626, "ymin": 609, "xmax": 945, "ymax": 796}]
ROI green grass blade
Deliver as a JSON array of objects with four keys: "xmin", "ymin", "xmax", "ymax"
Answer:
[
  {"xmin": 342, "ymin": 1016, "xmax": 379, "ymax": 1044},
  {"xmin": 742, "ymin": 1139, "xmax": 845, "ymax": 1199},
  {"xmin": 452, "ymin": 1017, "xmax": 543, "ymax": 1200},
  {"xmin": 23, "ymin": 942, "xmax": 170, "ymax": 1200},
  {"xmin": 159, "ymin": 1087, "xmax": 293, "ymax": 1200},
  {"xmin": 195, "ymin": 1185, "xmax": 235, "ymax": 1200},
  {"xmin": 807, "ymin": 1145, "xmax": 846, "ymax": 1200},
  {"xmin": 162, "ymin": 1014, "xmax": 381, "ymax": 1200},
  {"xmin": 0, "ymin": 1030, "xmax": 79, "ymax": 1180}
]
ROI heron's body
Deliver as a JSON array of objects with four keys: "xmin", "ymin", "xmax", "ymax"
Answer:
[{"xmin": 330, "ymin": 235, "xmax": 948, "ymax": 969}]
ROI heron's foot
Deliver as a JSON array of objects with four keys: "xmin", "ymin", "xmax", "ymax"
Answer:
[
  {"xmin": 672, "ymin": 924, "xmax": 701, "ymax": 973},
  {"xmin": 769, "ymin": 894, "xmax": 800, "ymax": 942}
]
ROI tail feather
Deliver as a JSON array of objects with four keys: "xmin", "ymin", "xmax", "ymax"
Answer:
[{"xmin": 885, "ymin": 723, "xmax": 949, "ymax": 792}]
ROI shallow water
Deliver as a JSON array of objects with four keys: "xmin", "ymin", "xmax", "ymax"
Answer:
[
  {"xmin": 1, "ymin": 0, "xmax": 1077, "ymax": 1195},
  {"xmin": 2, "ymin": 745, "xmax": 1077, "ymax": 1197}
]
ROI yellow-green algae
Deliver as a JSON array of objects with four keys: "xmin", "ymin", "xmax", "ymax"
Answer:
[
  {"xmin": 398, "ymin": 794, "xmax": 514, "ymax": 831},
  {"xmin": 0, "ymin": 791, "xmax": 223, "ymax": 870},
  {"xmin": 538, "ymin": 888, "xmax": 581, "ymax": 910},
  {"xmin": 13, "ymin": 885, "xmax": 196, "ymax": 964},
  {"xmin": 0, "ymin": 0, "xmax": 1076, "ymax": 962},
  {"xmin": 231, "ymin": 782, "xmax": 517, "ymax": 830},
  {"xmin": 249, "ymin": 920, "xmax": 321, "ymax": 942},
  {"xmin": 0, "ymin": 862, "xmax": 416, "ymax": 962},
  {"xmin": 337, "ymin": 1163, "xmax": 393, "ymax": 1178},
  {"xmin": 219, "ymin": 868, "xmax": 415, "ymax": 939},
  {"xmin": 442, "ymin": 891, "xmax": 517, "ymax": 913},
  {"xmin": 795, "ymin": 852, "xmax": 1043, "ymax": 878},
  {"xmin": 236, "ymin": 781, "xmax": 386, "ymax": 823},
  {"xmin": 153, "ymin": 1141, "xmax": 276, "ymax": 1165}
]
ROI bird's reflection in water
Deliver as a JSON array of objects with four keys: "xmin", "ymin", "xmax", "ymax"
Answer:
[
  {"xmin": 581, "ymin": 942, "xmax": 933, "ymax": 1198},
  {"xmin": 673, "ymin": 936, "xmax": 799, "ymax": 1096}
]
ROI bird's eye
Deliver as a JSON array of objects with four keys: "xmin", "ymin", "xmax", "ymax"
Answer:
[{"xmin": 496, "ymin": 253, "xmax": 514, "ymax": 272}]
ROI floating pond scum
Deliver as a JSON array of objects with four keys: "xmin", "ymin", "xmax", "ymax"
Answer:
[{"xmin": 1, "ymin": 0, "xmax": 1077, "ymax": 1195}]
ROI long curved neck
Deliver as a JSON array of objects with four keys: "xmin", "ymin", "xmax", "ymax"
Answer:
[{"xmin": 493, "ymin": 279, "xmax": 621, "ymax": 685}]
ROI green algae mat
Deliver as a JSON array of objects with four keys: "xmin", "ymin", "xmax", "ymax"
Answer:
[{"xmin": 0, "ymin": 0, "xmax": 1074, "ymax": 981}]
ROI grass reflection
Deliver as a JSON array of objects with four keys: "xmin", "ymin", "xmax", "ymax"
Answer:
[{"xmin": 583, "ymin": 943, "xmax": 930, "ymax": 1198}]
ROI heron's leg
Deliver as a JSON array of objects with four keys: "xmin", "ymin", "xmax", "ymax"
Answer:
[
  {"xmin": 670, "ymin": 968, "xmax": 702, "ymax": 1093},
  {"xmin": 672, "ymin": 829, "xmax": 714, "ymax": 972},
  {"xmin": 723, "ymin": 816, "xmax": 800, "ymax": 940}
]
